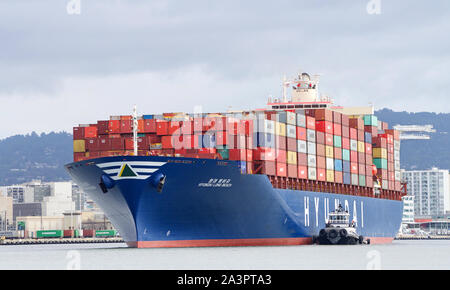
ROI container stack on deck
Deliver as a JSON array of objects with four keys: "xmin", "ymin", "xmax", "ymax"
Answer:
[{"xmin": 73, "ymin": 108, "xmax": 404, "ymax": 200}]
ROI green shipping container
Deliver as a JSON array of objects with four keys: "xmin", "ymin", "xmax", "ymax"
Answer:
[
  {"xmin": 95, "ymin": 230, "xmax": 117, "ymax": 237},
  {"xmin": 373, "ymin": 158, "xmax": 388, "ymax": 169},
  {"xmin": 217, "ymin": 149, "xmax": 229, "ymax": 160},
  {"xmin": 359, "ymin": 175, "xmax": 366, "ymax": 187},
  {"xmin": 363, "ymin": 115, "xmax": 378, "ymax": 127},
  {"xmin": 36, "ymin": 230, "xmax": 63, "ymax": 239},
  {"xmin": 342, "ymin": 149, "xmax": 350, "ymax": 161},
  {"xmin": 333, "ymin": 135, "xmax": 342, "ymax": 148}
]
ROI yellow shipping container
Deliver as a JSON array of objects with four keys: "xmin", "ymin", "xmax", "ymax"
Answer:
[
  {"xmin": 73, "ymin": 140, "xmax": 86, "ymax": 153},
  {"xmin": 287, "ymin": 151, "xmax": 297, "ymax": 165},
  {"xmin": 326, "ymin": 170, "xmax": 335, "ymax": 182},
  {"xmin": 275, "ymin": 122, "xmax": 286, "ymax": 136},
  {"xmin": 325, "ymin": 146, "xmax": 334, "ymax": 158},
  {"xmin": 357, "ymin": 141, "xmax": 365, "ymax": 153},
  {"xmin": 373, "ymin": 148, "xmax": 387, "ymax": 159}
]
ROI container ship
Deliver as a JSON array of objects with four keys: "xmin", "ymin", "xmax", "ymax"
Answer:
[{"xmin": 65, "ymin": 72, "xmax": 405, "ymax": 248}]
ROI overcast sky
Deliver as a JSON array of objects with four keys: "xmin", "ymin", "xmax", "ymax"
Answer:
[{"xmin": 0, "ymin": 0, "xmax": 448, "ymax": 138}]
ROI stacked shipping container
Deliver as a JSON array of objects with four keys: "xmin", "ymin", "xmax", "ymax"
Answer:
[{"xmin": 73, "ymin": 108, "xmax": 403, "ymax": 200}]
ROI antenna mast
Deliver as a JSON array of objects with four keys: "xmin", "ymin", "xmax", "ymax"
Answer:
[{"xmin": 133, "ymin": 105, "xmax": 138, "ymax": 156}]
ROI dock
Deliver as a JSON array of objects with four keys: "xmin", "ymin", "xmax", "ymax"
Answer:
[
  {"xmin": 395, "ymin": 234, "xmax": 450, "ymax": 240},
  {"xmin": 0, "ymin": 237, "xmax": 124, "ymax": 245}
]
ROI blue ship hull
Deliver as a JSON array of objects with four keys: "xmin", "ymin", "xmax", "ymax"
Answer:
[{"xmin": 65, "ymin": 156, "xmax": 403, "ymax": 248}]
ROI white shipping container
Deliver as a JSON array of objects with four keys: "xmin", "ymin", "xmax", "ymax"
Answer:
[
  {"xmin": 286, "ymin": 124, "xmax": 296, "ymax": 138},
  {"xmin": 350, "ymin": 140, "xmax": 358, "ymax": 151},
  {"xmin": 307, "ymin": 129, "xmax": 316, "ymax": 142},
  {"xmin": 286, "ymin": 111, "xmax": 296, "ymax": 125},
  {"xmin": 296, "ymin": 113, "xmax": 306, "ymax": 128},
  {"xmin": 307, "ymin": 154, "xmax": 317, "ymax": 167},
  {"xmin": 307, "ymin": 141, "xmax": 316, "ymax": 155},
  {"xmin": 308, "ymin": 167, "xmax": 317, "ymax": 180},
  {"xmin": 326, "ymin": 158, "xmax": 334, "ymax": 170},
  {"xmin": 256, "ymin": 119, "xmax": 275, "ymax": 134},
  {"xmin": 297, "ymin": 140, "xmax": 307, "ymax": 153}
]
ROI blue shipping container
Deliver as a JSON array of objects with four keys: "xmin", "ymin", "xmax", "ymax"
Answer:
[
  {"xmin": 343, "ymin": 160, "xmax": 351, "ymax": 173},
  {"xmin": 334, "ymin": 159, "xmax": 343, "ymax": 172},
  {"xmin": 253, "ymin": 133, "xmax": 275, "ymax": 148}
]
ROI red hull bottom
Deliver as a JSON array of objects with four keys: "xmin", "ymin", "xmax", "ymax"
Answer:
[{"xmin": 126, "ymin": 237, "xmax": 394, "ymax": 248}]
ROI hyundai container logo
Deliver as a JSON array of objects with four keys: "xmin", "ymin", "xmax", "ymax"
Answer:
[
  {"xmin": 198, "ymin": 178, "xmax": 232, "ymax": 188},
  {"xmin": 96, "ymin": 161, "xmax": 167, "ymax": 180}
]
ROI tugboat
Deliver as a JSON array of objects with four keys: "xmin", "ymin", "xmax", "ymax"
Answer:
[{"xmin": 312, "ymin": 205, "xmax": 369, "ymax": 245}]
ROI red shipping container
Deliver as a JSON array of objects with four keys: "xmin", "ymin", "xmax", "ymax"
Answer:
[
  {"xmin": 385, "ymin": 129, "xmax": 400, "ymax": 140},
  {"xmin": 142, "ymin": 119, "xmax": 156, "ymax": 133},
  {"xmin": 342, "ymin": 137, "xmax": 350, "ymax": 150},
  {"xmin": 372, "ymin": 137, "xmax": 387, "ymax": 148},
  {"xmin": 296, "ymin": 127, "xmax": 307, "ymax": 140},
  {"xmin": 315, "ymin": 121, "xmax": 333, "ymax": 134},
  {"xmin": 84, "ymin": 126, "xmax": 98, "ymax": 138},
  {"xmin": 335, "ymin": 171, "xmax": 343, "ymax": 183},
  {"xmin": 314, "ymin": 109, "xmax": 333, "ymax": 121},
  {"xmin": 244, "ymin": 120, "xmax": 254, "ymax": 136},
  {"xmin": 341, "ymin": 114, "xmax": 349, "ymax": 127},
  {"xmin": 246, "ymin": 149, "xmax": 253, "ymax": 161},
  {"xmin": 358, "ymin": 152, "xmax": 365, "ymax": 164},
  {"xmin": 276, "ymin": 135, "xmax": 286, "ymax": 150},
  {"xmin": 85, "ymin": 138, "xmax": 99, "ymax": 151},
  {"xmin": 316, "ymin": 144, "xmax": 325, "ymax": 156},
  {"xmin": 350, "ymin": 163, "xmax": 358, "ymax": 174},
  {"xmin": 366, "ymin": 176, "xmax": 374, "ymax": 187},
  {"xmin": 357, "ymin": 130, "xmax": 365, "ymax": 142},
  {"xmin": 359, "ymin": 164, "xmax": 366, "ymax": 175},
  {"xmin": 169, "ymin": 121, "xmax": 182, "ymax": 135},
  {"xmin": 111, "ymin": 138, "xmax": 124, "ymax": 150},
  {"xmin": 365, "ymin": 143, "xmax": 372, "ymax": 154},
  {"xmin": 333, "ymin": 123, "xmax": 342, "ymax": 136},
  {"xmin": 73, "ymin": 127, "xmax": 84, "ymax": 139},
  {"xmin": 341, "ymin": 126, "xmax": 349, "ymax": 138},
  {"xmin": 333, "ymin": 111, "xmax": 342, "ymax": 124},
  {"xmin": 287, "ymin": 137, "xmax": 297, "ymax": 152},
  {"xmin": 156, "ymin": 121, "xmax": 169, "ymax": 135},
  {"xmin": 306, "ymin": 116, "xmax": 316, "ymax": 129},
  {"xmin": 387, "ymin": 144, "xmax": 394, "ymax": 154},
  {"xmin": 253, "ymin": 147, "xmax": 276, "ymax": 161},
  {"xmin": 334, "ymin": 147, "xmax": 342, "ymax": 160},
  {"xmin": 229, "ymin": 149, "xmax": 246, "ymax": 161},
  {"xmin": 315, "ymin": 131, "xmax": 324, "ymax": 144},
  {"xmin": 98, "ymin": 138, "xmax": 111, "ymax": 151},
  {"xmin": 349, "ymin": 118, "xmax": 364, "ymax": 130},
  {"xmin": 350, "ymin": 151, "xmax": 358, "ymax": 162},
  {"xmin": 304, "ymin": 109, "xmax": 315, "ymax": 117},
  {"xmin": 365, "ymin": 153, "xmax": 372, "ymax": 165},
  {"xmin": 120, "ymin": 120, "xmax": 133, "ymax": 134},
  {"xmin": 137, "ymin": 137, "xmax": 149, "ymax": 150},
  {"xmin": 317, "ymin": 168, "xmax": 326, "ymax": 181},
  {"xmin": 349, "ymin": 128, "xmax": 357, "ymax": 140},
  {"xmin": 124, "ymin": 138, "xmax": 134, "ymax": 150},
  {"xmin": 275, "ymin": 149, "xmax": 287, "ymax": 163},
  {"xmin": 297, "ymin": 153, "xmax": 308, "ymax": 166},
  {"xmin": 253, "ymin": 161, "xmax": 276, "ymax": 175},
  {"xmin": 325, "ymin": 133, "xmax": 333, "ymax": 146},
  {"xmin": 247, "ymin": 135, "xmax": 253, "ymax": 149},
  {"xmin": 287, "ymin": 164, "xmax": 297, "ymax": 178},
  {"xmin": 97, "ymin": 121, "xmax": 109, "ymax": 135},
  {"xmin": 298, "ymin": 166, "xmax": 308, "ymax": 179},
  {"xmin": 276, "ymin": 162, "xmax": 287, "ymax": 177},
  {"xmin": 73, "ymin": 152, "xmax": 85, "ymax": 162},
  {"xmin": 316, "ymin": 156, "xmax": 326, "ymax": 169},
  {"xmin": 181, "ymin": 120, "xmax": 194, "ymax": 134},
  {"xmin": 108, "ymin": 120, "xmax": 120, "ymax": 134}
]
